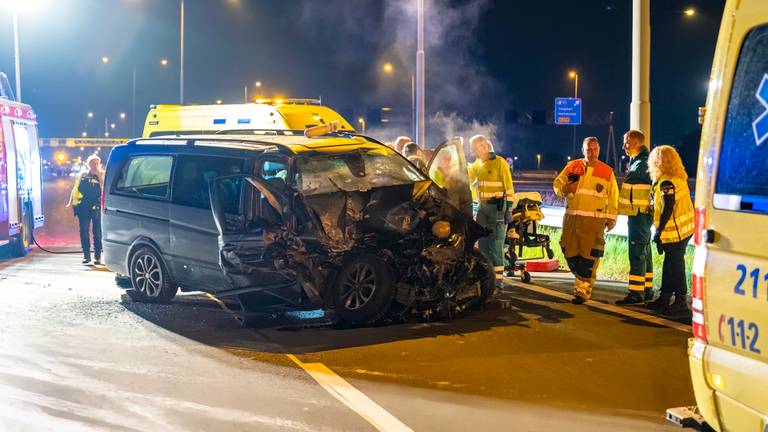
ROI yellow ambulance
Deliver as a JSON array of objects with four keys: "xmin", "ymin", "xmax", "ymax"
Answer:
[
  {"xmin": 689, "ymin": 0, "xmax": 768, "ymax": 430},
  {"xmin": 142, "ymin": 98, "xmax": 355, "ymax": 138}
]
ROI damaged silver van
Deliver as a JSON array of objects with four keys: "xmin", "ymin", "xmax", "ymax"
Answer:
[{"xmin": 103, "ymin": 133, "xmax": 494, "ymax": 325}]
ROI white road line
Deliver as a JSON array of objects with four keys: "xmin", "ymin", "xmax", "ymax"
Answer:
[
  {"xmin": 286, "ymin": 355, "xmax": 414, "ymax": 432},
  {"xmin": 506, "ymin": 282, "xmax": 692, "ymax": 333},
  {"xmin": 205, "ymin": 294, "xmax": 413, "ymax": 432}
]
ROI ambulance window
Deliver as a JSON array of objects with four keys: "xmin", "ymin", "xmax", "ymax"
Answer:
[
  {"xmin": 115, "ymin": 155, "xmax": 173, "ymax": 199},
  {"xmin": 715, "ymin": 24, "xmax": 768, "ymax": 213}
]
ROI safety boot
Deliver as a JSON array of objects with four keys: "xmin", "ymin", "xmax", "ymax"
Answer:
[
  {"xmin": 644, "ymin": 288, "xmax": 655, "ymax": 302},
  {"xmin": 615, "ymin": 291, "xmax": 645, "ymax": 305},
  {"xmin": 665, "ymin": 296, "xmax": 690, "ymax": 314},
  {"xmin": 646, "ymin": 295, "xmax": 671, "ymax": 311}
]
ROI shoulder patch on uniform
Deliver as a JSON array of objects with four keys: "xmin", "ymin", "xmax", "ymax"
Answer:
[
  {"xmin": 660, "ymin": 180, "xmax": 675, "ymax": 194},
  {"xmin": 592, "ymin": 161, "xmax": 614, "ymax": 182}
]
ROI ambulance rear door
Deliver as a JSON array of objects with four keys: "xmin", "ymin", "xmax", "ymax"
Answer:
[{"xmin": 699, "ymin": 10, "xmax": 768, "ymax": 429}]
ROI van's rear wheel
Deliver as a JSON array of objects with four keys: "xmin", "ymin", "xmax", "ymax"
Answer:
[
  {"xmin": 332, "ymin": 254, "xmax": 394, "ymax": 326},
  {"xmin": 127, "ymin": 247, "xmax": 177, "ymax": 303}
]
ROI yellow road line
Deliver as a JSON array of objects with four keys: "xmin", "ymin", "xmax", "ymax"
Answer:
[
  {"xmin": 286, "ymin": 354, "xmax": 414, "ymax": 432},
  {"xmin": 507, "ymin": 282, "xmax": 692, "ymax": 333},
  {"xmin": 205, "ymin": 293, "xmax": 413, "ymax": 432}
]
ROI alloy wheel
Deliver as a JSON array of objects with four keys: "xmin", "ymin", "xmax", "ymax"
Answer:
[
  {"xmin": 339, "ymin": 263, "xmax": 377, "ymax": 310},
  {"xmin": 133, "ymin": 254, "xmax": 162, "ymax": 298}
]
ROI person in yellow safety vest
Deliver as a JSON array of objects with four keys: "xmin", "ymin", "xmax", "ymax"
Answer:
[
  {"xmin": 553, "ymin": 137, "xmax": 618, "ymax": 304},
  {"xmin": 66, "ymin": 155, "xmax": 104, "ymax": 265},
  {"xmin": 615, "ymin": 130, "xmax": 655, "ymax": 305},
  {"xmin": 468, "ymin": 135, "xmax": 514, "ymax": 285},
  {"xmin": 647, "ymin": 145, "xmax": 694, "ymax": 314}
]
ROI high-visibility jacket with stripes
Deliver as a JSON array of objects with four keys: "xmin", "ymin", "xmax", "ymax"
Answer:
[
  {"xmin": 553, "ymin": 159, "xmax": 618, "ymax": 221},
  {"xmin": 618, "ymin": 148, "xmax": 652, "ymax": 216},
  {"xmin": 653, "ymin": 175, "xmax": 694, "ymax": 243},
  {"xmin": 468, "ymin": 154, "xmax": 514, "ymax": 204}
]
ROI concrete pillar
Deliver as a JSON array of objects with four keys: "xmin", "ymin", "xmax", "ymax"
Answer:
[{"xmin": 631, "ymin": 0, "xmax": 651, "ymax": 144}]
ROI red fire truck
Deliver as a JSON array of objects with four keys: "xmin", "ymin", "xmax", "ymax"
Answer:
[{"xmin": 0, "ymin": 74, "xmax": 44, "ymax": 256}]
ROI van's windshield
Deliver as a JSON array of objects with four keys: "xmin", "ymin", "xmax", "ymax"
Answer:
[{"xmin": 296, "ymin": 148, "xmax": 427, "ymax": 195}]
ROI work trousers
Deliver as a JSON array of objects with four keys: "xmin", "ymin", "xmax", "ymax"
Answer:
[
  {"xmin": 476, "ymin": 201, "xmax": 506, "ymax": 283},
  {"xmin": 560, "ymin": 215, "xmax": 607, "ymax": 301},
  {"xmin": 76, "ymin": 207, "xmax": 102, "ymax": 261},
  {"xmin": 627, "ymin": 213, "xmax": 653, "ymax": 292},
  {"xmin": 659, "ymin": 236, "xmax": 691, "ymax": 301}
]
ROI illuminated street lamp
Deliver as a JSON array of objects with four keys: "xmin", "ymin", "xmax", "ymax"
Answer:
[
  {"xmin": 568, "ymin": 70, "xmax": 580, "ymax": 157},
  {"xmin": 383, "ymin": 63, "xmax": 394, "ymax": 74},
  {"xmin": 358, "ymin": 118, "xmax": 366, "ymax": 134},
  {"xmin": 119, "ymin": 112, "xmax": 126, "ymax": 120},
  {"xmin": 382, "ymin": 61, "xmax": 416, "ymax": 139},
  {"xmin": 568, "ymin": 70, "xmax": 579, "ymax": 98},
  {"xmin": 81, "ymin": 132, "xmax": 87, "ymax": 138},
  {"xmin": 216, "ymin": 99, "xmax": 223, "ymax": 105},
  {"xmin": 110, "ymin": 123, "xmax": 116, "ymax": 129},
  {"xmin": 255, "ymin": 81, "xmax": 262, "ymax": 88},
  {"xmin": 3, "ymin": 0, "xmax": 46, "ymax": 101},
  {"xmin": 160, "ymin": 58, "xmax": 169, "ymax": 67},
  {"xmin": 87, "ymin": 112, "xmax": 94, "ymax": 119},
  {"xmin": 101, "ymin": 56, "xmax": 110, "ymax": 64},
  {"xmin": 683, "ymin": 7, "xmax": 696, "ymax": 17},
  {"xmin": 536, "ymin": 154, "xmax": 542, "ymax": 170}
]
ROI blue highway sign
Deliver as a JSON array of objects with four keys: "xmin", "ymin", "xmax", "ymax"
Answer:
[{"xmin": 555, "ymin": 97, "xmax": 582, "ymax": 125}]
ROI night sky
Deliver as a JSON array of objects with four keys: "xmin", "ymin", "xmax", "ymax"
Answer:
[{"xmin": 0, "ymin": 0, "xmax": 724, "ymax": 170}]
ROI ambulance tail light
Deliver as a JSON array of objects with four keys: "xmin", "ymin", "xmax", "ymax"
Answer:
[{"xmin": 691, "ymin": 207, "xmax": 707, "ymax": 343}]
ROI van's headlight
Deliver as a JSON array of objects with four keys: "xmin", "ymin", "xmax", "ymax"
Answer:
[{"xmin": 432, "ymin": 220, "xmax": 451, "ymax": 239}]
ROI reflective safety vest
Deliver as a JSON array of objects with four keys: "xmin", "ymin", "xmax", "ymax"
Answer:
[
  {"xmin": 653, "ymin": 175, "xmax": 695, "ymax": 243},
  {"xmin": 553, "ymin": 160, "xmax": 618, "ymax": 220},
  {"xmin": 618, "ymin": 149, "xmax": 652, "ymax": 216},
  {"xmin": 468, "ymin": 154, "xmax": 514, "ymax": 204}
]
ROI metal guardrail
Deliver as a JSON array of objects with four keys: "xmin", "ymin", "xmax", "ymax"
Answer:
[{"xmin": 540, "ymin": 206, "xmax": 630, "ymax": 237}]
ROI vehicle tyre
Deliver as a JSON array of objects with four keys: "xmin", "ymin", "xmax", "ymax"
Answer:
[
  {"xmin": 127, "ymin": 247, "xmax": 177, "ymax": 303},
  {"xmin": 521, "ymin": 270, "xmax": 532, "ymax": 284},
  {"xmin": 470, "ymin": 249, "xmax": 496, "ymax": 302},
  {"xmin": 331, "ymin": 254, "xmax": 395, "ymax": 325}
]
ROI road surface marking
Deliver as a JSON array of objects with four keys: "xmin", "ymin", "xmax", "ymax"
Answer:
[
  {"xmin": 205, "ymin": 293, "xmax": 413, "ymax": 432},
  {"xmin": 286, "ymin": 354, "xmax": 414, "ymax": 432},
  {"xmin": 506, "ymin": 282, "xmax": 691, "ymax": 333}
]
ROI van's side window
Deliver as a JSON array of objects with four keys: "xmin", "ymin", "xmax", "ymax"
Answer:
[
  {"xmin": 716, "ymin": 24, "xmax": 768, "ymax": 212},
  {"xmin": 115, "ymin": 155, "xmax": 173, "ymax": 199},
  {"xmin": 172, "ymin": 155, "xmax": 245, "ymax": 210}
]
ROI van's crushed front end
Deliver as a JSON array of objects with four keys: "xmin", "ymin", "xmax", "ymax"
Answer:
[{"xmin": 210, "ymin": 146, "xmax": 494, "ymax": 325}]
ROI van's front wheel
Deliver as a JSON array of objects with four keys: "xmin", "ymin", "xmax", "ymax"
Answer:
[
  {"xmin": 127, "ymin": 247, "xmax": 177, "ymax": 303},
  {"xmin": 331, "ymin": 254, "xmax": 395, "ymax": 326}
]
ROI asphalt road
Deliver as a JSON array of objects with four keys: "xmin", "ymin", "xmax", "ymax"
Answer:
[{"xmin": 0, "ymin": 179, "xmax": 696, "ymax": 431}]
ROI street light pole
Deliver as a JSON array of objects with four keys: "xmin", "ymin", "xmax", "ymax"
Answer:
[
  {"xmin": 569, "ymin": 71, "xmax": 580, "ymax": 157},
  {"xmin": 12, "ymin": 8, "xmax": 21, "ymax": 102},
  {"xmin": 179, "ymin": 0, "xmax": 185, "ymax": 104},
  {"xmin": 415, "ymin": 0, "xmax": 426, "ymax": 148},
  {"xmin": 631, "ymin": 0, "xmax": 651, "ymax": 144}
]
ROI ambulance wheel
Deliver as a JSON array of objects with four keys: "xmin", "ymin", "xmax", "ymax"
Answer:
[
  {"xmin": 521, "ymin": 270, "xmax": 531, "ymax": 284},
  {"xmin": 332, "ymin": 254, "xmax": 395, "ymax": 326},
  {"xmin": 127, "ymin": 247, "xmax": 177, "ymax": 303},
  {"xmin": 9, "ymin": 232, "xmax": 29, "ymax": 257}
]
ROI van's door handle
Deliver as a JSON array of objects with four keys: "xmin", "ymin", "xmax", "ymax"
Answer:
[{"xmin": 704, "ymin": 229, "xmax": 717, "ymax": 244}]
